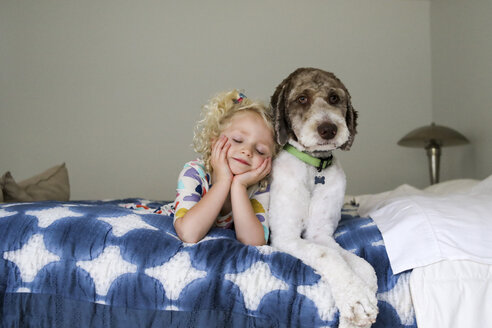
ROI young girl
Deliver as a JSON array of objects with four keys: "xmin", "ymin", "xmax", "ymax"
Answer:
[{"xmin": 165, "ymin": 90, "xmax": 276, "ymax": 246}]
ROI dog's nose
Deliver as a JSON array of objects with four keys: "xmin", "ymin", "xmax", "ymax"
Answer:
[{"xmin": 317, "ymin": 122, "xmax": 338, "ymax": 140}]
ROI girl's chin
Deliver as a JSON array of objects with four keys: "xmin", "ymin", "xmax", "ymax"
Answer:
[
  {"xmin": 228, "ymin": 163, "xmax": 249, "ymax": 176},
  {"xmin": 230, "ymin": 168, "xmax": 247, "ymax": 176}
]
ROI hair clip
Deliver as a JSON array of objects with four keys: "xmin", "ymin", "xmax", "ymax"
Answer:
[{"xmin": 233, "ymin": 93, "xmax": 247, "ymax": 104}]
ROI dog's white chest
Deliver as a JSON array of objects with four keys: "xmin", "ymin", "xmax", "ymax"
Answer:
[
  {"xmin": 272, "ymin": 151, "xmax": 345, "ymax": 193},
  {"xmin": 270, "ymin": 150, "xmax": 346, "ymax": 226}
]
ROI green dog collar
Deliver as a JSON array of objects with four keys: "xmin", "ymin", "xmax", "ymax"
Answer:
[{"xmin": 283, "ymin": 144, "xmax": 333, "ymax": 172}]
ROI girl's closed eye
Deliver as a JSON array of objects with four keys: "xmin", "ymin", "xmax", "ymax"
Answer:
[{"xmin": 256, "ymin": 146, "xmax": 271, "ymax": 156}]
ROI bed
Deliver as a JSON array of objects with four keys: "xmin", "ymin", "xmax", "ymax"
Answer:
[
  {"xmin": 355, "ymin": 176, "xmax": 492, "ymax": 328},
  {"xmin": 1, "ymin": 176, "xmax": 490, "ymax": 327}
]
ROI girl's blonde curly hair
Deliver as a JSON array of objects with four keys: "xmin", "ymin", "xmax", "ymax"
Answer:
[{"xmin": 193, "ymin": 90, "xmax": 277, "ymax": 188}]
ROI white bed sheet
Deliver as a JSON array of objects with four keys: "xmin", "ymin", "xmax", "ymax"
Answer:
[{"xmin": 409, "ymin": 260, "xmax": 492, "ymax": 328}]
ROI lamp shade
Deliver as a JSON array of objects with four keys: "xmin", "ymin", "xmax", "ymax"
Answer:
[
  {"xmin": 398, "ymin": 122, "xmax": 470, "ymax": 185},
  {"xmin": 397, "ymin": 123, "xmax": 470, "ymax": 148}
]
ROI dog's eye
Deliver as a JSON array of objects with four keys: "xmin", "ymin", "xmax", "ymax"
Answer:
[
  {"xmin": 329, "ymin": 94, "xmax": 340, "ymax": 105},
  {"xmin": 297, "ymin": 95, "xmax": 308, "ymax": 104}
]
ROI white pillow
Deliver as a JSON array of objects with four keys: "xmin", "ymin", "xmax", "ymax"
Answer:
[
  {"xmin": 424, "ymin": 178, "xmax": 479, "ymax": 194},
  {"xmin": 356, "ymin": 184, "xmax": 423, "ymax": 217},
  {"xmin": 368, "ymin": 175, "xmax": 492, "ymax": 274},
  {"xmin": 356, "ymin": 178, "xmax": 480, "ymax": 217}
]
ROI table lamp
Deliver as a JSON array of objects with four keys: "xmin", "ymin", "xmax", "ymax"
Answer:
[{"xmin": 397, "ymin": 123, "xmax": 470, "ymax": 184}]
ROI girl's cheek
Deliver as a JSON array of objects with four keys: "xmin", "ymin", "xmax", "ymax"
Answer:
[{"xmin": 226, "ymin": 158, "xmax": 235, "ymax": 173}]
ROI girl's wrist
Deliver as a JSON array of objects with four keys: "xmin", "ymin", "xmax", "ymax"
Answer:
[
  {"xmin": 212, "ymin": 178, "xmax": 232, "ymax": 191},
  {"xmin": 231, "ymin": 179, "xmax": 249, "ymax": 190},
  {"xmin": 212, "ymin": 170, "xmax": 232, "ymax": 184}
]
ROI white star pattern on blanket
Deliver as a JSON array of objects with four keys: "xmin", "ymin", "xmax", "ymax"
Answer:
[
  {"xmin": 1, "ymin": 202, "xmax": 34, "ymax": 208},
  {"xmin": 298, "ymin": 279, "xmax": 337, "ymax": 321},
  {"xmin": 255, "ymin": 245, "xmax": 278, "ymax": 255},
  {"xmin": 26, "ymin": 207, "xmax": 84, "ymax": 228},
  {"xmin": 77, "ymin": 245, "xmax": 137, "ymax": 296},
  {"xmin": 333, "ymin": 230, "xmax": 347, "ymax": 238},
  {"xmin": 3, "ymin": 234, "xmax": 60, "ymax": 283},
  {"xmin": 372, "ymin": 240, "xmax": 385, "ymax": 247},
  {"xmin": 378, "ymin": 273, "xmax": 415, "ymax": 325},
  {"xmin": 145, "ymin": 252, "xmax": 207, "ymax": 300},
  {"xmin": 165, "ymin": 232, "xmax": 227, "ymax": 246},
  {"xmin": 361, "ymin": 221, "xmax": 377, "ymax": 228},
  {"xmin": 0, "ymin": 209, "xmax": 17, "ymax": 218},
  {"xmin": 181, "ymin": 235, "xmax": 230, "ymax": 247},
  {"xmin": 97, "ymin": 214, "xmax": 158, "ymax": 237},
  {"xmin": 225, "ymin": 261, "xmax": 289, "ymax": 311}
]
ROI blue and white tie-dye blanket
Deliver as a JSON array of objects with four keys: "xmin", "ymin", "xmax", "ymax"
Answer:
[{"xmin": 0, "ymin": 199, "xmax": 416, "ymax": 327}]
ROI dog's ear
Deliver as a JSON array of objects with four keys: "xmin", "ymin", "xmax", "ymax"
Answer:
[
  {"xmin": 270, "ymin": 79, "xmax": 290, "ymax": 146},
  {"xmin": 340, "ymin": 94, "xmax": 358, "ymax": 150}
]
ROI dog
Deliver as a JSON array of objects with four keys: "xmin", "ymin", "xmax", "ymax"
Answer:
[{"xmin": 268, "ymin": 68, "xmax": 378, "ymax": 328}]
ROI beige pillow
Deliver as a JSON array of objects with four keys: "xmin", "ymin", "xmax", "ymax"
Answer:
[{"xmin": 1, "ymin": 163, "xmax": 70, "ymax": 202}]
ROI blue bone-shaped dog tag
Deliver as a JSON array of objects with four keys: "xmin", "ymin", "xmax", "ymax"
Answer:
[{"xmin": 315, "ymin": 176, "xmax": 325, "ymax": 185}]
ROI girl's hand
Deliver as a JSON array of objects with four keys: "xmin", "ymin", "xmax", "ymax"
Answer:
[
  {"xmin": 211, "ymin": 135, "xmax": 233, "ymax": 186},
  {"xmin": 233, "ymin": 157, "xmax": 271, "ymax": 188}
]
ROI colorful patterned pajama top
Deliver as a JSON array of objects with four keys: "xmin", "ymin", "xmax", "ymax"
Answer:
[{"xmin": 161, "ymin": 159, "xmax": 270, "ymax": 242}]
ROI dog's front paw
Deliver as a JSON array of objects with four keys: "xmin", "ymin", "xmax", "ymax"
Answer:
[
  {"xmin": 335, "ymin": 282, "xmax": 378, "ymax": 328},
  {"xmin": 339, "ymin": 314, "xmax": 374, "ymax": 328}
]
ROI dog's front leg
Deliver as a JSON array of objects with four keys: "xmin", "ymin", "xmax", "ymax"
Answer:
[
  {"xmin": 271, "ymin": 232, "xmax": 377, "ymax": 328},
  {"xmin": 304, "ymin": 166, "xmax": 378, "ymax": 291},
  {"xmin": 305, "ymin": 224, "xmax": 379, "ymax": 328},
  {"xmin": 304, "ymin": 184, "xmax": 378, "ymax": 326},
  {"xmin": 306, "ymin": 226, "xmax": 378, "ymax": 294}
]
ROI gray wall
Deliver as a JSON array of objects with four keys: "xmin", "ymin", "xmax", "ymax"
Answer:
[
  {"xmin": 1, "ymin": 0, "xmax": 435, "ymax": 200},
  {"xmin": 431, "ymin": 0, "xmax": 492, "ymax": 182}
]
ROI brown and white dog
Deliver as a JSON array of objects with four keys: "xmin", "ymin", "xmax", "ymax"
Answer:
[{"xmin": 268, "ymin": 68, "xmax": 378, "ymax": 328}]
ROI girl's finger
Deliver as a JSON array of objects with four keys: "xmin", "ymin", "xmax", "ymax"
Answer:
[
  {"xmin": 260, "ymin": 158, "xmax": 272, "ymax": 177},
  {"xmin": 250, "ymin": 159, "xmax": 268, "ymax": 180},
  {"xmin": 219, "ymin": 136, "xmax": 228, "ymax": 149},
  {"xmin": 220, "ymin": 141, "xmax": 230, "ymax": 159},
  {"xmin": 260, "ymin": 157, "xmax": 270, "ymax": 170},
  {"xmin": 252, "ymin": 158, "xmax": 266, "ymax": 173},
  {"xmin": 212, "ymin": 136, "xmax": 226, "ymax": 157}
]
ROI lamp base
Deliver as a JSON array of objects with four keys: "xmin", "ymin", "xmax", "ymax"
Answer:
[{"xmin": 426, "ymin": 145, "xmax": 441, "ymax": 185}]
